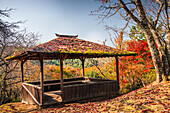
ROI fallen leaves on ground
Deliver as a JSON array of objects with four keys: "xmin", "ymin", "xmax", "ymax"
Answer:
[{"xmin": 0, "ymin": 81, "xmax": 169, "ymax": 113}]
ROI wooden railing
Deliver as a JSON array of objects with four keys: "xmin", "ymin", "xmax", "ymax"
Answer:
[
  {"xmin": 62, "ymin": 80, "xmax": 118, "ymax": 102},
  {"xmin": 21, "ymin": 77, "xmax": 119, "ymax": 105},
  {"xmin": 21, "ymin": 83, "xmax": 41, "ymax": 105}
]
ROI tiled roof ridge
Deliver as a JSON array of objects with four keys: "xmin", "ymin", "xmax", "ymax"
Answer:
[{"xmin": 55, "ymin": 33, "xmax": 78, "ymax": 38}]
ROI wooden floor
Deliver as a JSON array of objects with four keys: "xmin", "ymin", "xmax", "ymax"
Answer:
[{"xmin": 44, "ymin": 90, "xmax": 62, "ymax": 105}]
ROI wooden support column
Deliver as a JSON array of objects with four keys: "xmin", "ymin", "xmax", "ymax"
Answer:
[
  {"xmin": 21, "ymin": 60, "xmax": 24, "ymax": 103},
  {"xmin": 81, "ymin": 58, "xmax": 85, "ymax": 77},
  {"xmin": 39, "ymin": 56, "xmax": 44, "ymax": 106},
  {"xmin": 21, "ymin": 60, "xmax": 24, "ymax": 82},
  {"xmin": 115, "ymin": 56, "xmax": 120, "ymax": 94},
  {"xmin": 21, "ymin": 59, "xmax": 27, "ymax": 82},
  {"xmin": 60, "ymin": 59, "xmax": 64, "ymax": 97}
]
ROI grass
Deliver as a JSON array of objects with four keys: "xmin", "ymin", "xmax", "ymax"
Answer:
[{"xmin": 0, "ymin": 81, "xmax": 169, "ymax": 113}]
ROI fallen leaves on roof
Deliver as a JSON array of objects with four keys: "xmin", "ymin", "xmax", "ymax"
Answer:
[
  {"xmin": 30, "ymin": 37, "xmax": 134, "ymax": 54},
  {"xmin": 6, "ymin": 36, "xmax": 136, "ymax": 60}
]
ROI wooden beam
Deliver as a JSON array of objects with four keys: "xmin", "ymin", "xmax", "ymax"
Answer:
[
  {"xmin": 81, "ymin": 58, "xmax": 85, "ymax": 77},
  {"xmin": 115, "ymin": 56, "xmax": 120, "ymax": 94},
  {"xmin": 60, "ymin": 59, "xmax": 64, "ymax": 99},
  {"xmin": 39, "ymin": 56, "xmax": 44, "ymax": 106}
]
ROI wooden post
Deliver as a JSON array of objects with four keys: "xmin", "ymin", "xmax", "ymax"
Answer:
[
  {"xmin": 39, "ymin": 57, "xmax": 44, "ymax": 106},
  {"xmin": 81, "ymin": 58, "xmax": 85, "ymax": 77},
  {"xmin": 60, "ymin": 59, "xmax": 64, "ymax": 97},
  {"xmin": 115, "ymin": 56, "xmax": 120, "ymax": 94},
  {"xmin": 21, "ymin": 60, "xmax": 24, "ymax": 82}
]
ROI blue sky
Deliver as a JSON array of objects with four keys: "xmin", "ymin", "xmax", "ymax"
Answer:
[{"xmin": 0, "ymin": 0, "xmax": 125, "ymax": 46}]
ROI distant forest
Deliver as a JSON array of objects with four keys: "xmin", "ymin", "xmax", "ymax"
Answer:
[{"xmin": 43, "ymin": 59, "xmax": 98, "ymax": 68}]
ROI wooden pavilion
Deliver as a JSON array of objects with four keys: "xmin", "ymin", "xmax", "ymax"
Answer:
[{"xmin": 6, "ymin": 33, "xmax": 137, "ymax": 106}]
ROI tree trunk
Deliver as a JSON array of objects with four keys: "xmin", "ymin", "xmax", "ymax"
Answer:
[
  {"xmin": 134, "ymin": 0, "xmax": 166, "ymax": 82},
  {"xmin": 142, "ymin": 27, "xmax": 163, "ymax": 83},
  {"xmin": 148, "ymin": 27, "xmax": 169, "ymax": 81},
  {"xmin": 166, "ymin": 30, "xmax": 170, "ymax": 79}
]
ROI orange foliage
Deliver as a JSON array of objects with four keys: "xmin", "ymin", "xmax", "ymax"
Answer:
[{"xmin": 23, "ymin": 62, "xmax": 82, "ymax": 81}]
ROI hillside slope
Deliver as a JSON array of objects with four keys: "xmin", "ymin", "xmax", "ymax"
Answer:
[{"xmin": 0, "ymin": 81, "xmax": 169, "ymax": 113}]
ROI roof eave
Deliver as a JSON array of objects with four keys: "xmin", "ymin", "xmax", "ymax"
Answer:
[{"xmin": 5, "ymin": 51, "xmax": 137, "ymax": 61}]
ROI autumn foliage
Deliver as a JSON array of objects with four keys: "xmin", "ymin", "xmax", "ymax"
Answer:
[
  {"xmin": 118, "ymin": 40, "xmax": 155, "ymax": 93},
  {"xmin": 119, "ymin": 40, "xmax": 153, "ymax": 76},
  {"xmin": 23, "ymin": 62, "xmax": 81, "ymax": 81}
]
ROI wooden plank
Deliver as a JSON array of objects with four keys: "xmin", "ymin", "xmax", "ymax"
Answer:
[
  {"xmin": 69, "ymin": 87, "xmax": 73, "ymax": 99},
  {"xmin": 68, "ymin": 86, "xmax": 74, "ymax": 100},
  {"xmin": 97, "ymin": 83, "xmax": 100, "ymax": 96},
  {"xmin": 26, "ymin": 84, "xmax": 36, "ymax": 104},
  {"xmin": 104, "ymin": 82, "xmax": 107, "ymax": 95},
  {"xmin": 68, "ymin": 87, "xmax": 72, "ymax": 100},
  {"xmin": 93, "ymin": 83, "xmax": 97, "ymax": 97},
  {"xmin": 111, "ymin": 81, "xmax": 113, "ymax": 93},
  {"xmin": 76, "ymin": 85, "xmax": 80, "ymax": 98},
  {"xmin": 110, "ymin": 81, "xmax": 113, "ymax": 94},
  {"xmin": 44, "ymin": 90, "xmax": 62, "ymax": 105},
  {"xmin": 101, "ymin": 83, "xmax": 104, "ymax": 95},
  {"xmin": 107, "ymin": 82, "xmax": 111, "ymax": 96},
  {"xmin": 63, "ymin": 77, "xmax": 84, "ymax": 82},
  {"xmin": 23, "ymin": 82, "xmax": 41, "ymax": 89},
  {"xmin": 34, "ymin": 87, "xmax": 40, "ymax": 102},
  {"xmin": 44, "ymin": 80, "xmax": 84, "ymax": 86},
  {"xmin": 73, "ymin": 86, "xmax": 76, "ymax": 99},
  {"xmin": 79, "ymin": 85, "xmax": 84, "ymax": 98},
  {"xmin": 88, "ymin": 84, "xmax": 91, "ymax": 97},
  {"xmin": 83, "ymin": 85, "xmax": 86, "ymax": 98},
  {"xmin": 63, "ymin": 87, "xmax": 67, "ymax": 101},
  {"xmin": 81, "ymin": 85, "xmax": 85, "ymax": 98},
  {"xmin": 90, "ymin": 84, "xmax": 93, "ymax": 97}
]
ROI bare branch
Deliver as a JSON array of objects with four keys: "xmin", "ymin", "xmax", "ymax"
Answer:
[
  {"xmin": 0, "ymin": 8, "xmax": 39, "ymax": 103},
  {"xmin": 90, "ymin": 59, "xmax": 107, "ymax": 79},
  {"xmin": 122, "ymin": 18, "xmax": 130, "ymax": 30},
  {"xmin": 154, "ymin": 2, "xmax": 164, "ymax": 27},
  {"xmin": 107, "ymin": 7, "xmax": 121, "ymax": 18},
  {"xmin": 164, "ymin": 0, "xmax": 170, "ymax": 30},
  {"xmin": 0, "ymin": 8, "xmax": 13, "ymax": 18},
  {"xmin": 100, "ymin": 8, "xmax": 112, "ymax": 23},
  {"xmin": 118, "ymin": 0, "xmax": 141, "ymax": 26}
]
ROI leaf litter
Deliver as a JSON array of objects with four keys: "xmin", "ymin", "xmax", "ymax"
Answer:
[{"xmin": 0, "ymin": 81, "xmax": 169, "ymax": 113}]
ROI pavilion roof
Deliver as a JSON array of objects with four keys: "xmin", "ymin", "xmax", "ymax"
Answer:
[{"xmin": 6, "ymin": 34, "xmax": 137, "ymax": 60}]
